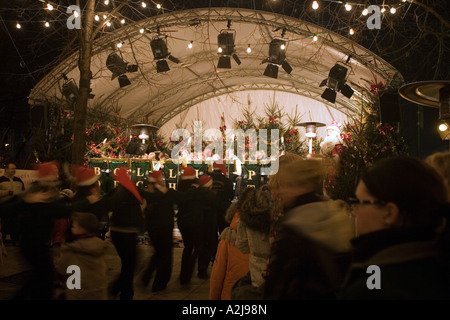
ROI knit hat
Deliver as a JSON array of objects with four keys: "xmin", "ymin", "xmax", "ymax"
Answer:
[
  {"xmin": 181, "ymin": 166, "xmax": 196, "ymax": 180},
  {"xmin": 114, "ymin": 167, "xmax": 143, "ymax": 204},
  {"xmin": 33, "ymin": 161, "xmax": 60, "ymax": 185},
  {"xmin": 148, "ymin": 170, "xmax": 163, "ymax": 183},
  {"xmin": 213, "ymin": 162, "xmax": 226, "ymax": 175},
  {"xmin": 199, "ymin": 174, "xmax": 213, "ymax": 188}
]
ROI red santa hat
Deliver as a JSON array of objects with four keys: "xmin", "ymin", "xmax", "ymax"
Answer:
[
  {"xmin": 199, "ymin": 174, "xmax": 213, "ymax": 188},
  {"xmin": 181, "ymin": 166, "xmax": 196, "ymax": 180},
  {"xmin": 63, "ymin": 163, "xmax": 99, "ymax": 187},
  {"xmin": 327, "ymin": 120, "xmax": 341, "ymax": 132},
  {"xmin": 114, "ymin": 167, "xmax": 143, "ymax": 204},
  {"xmin": 213, "ymin": 162, "xmax": 226, "ymax": 175},
  {"xmin": 33, "ymin": 161, "xmax": 60, "ymax": 185},
  {"xmin": 148, "ymin": 170, "xmax": 163, "ymax": 183}
]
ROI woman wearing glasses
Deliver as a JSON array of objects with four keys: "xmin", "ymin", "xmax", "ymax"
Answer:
[{"xmin": 339, "ymin": 156, "xmax": 450, "ymax": 299}]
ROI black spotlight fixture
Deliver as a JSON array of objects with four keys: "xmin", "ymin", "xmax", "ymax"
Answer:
[
  {"xmin": 106, "ymin": 52, "xmax": 138, "ymax": 88},
  {"xmin": 61, "ymin": 74, "xmax": 94, "ymax": 104},
  {"xmin": 262, "ymin": 38, "xmax": 292, "ymax": 79},
  {"xmin": 319, "ymin": 63, "xmax": 354, "ymax": 103},
  {"xmin": 150, "ymin": 37, "xmax": 180, "ymax": 73},
  {"xmin": 217, "ymin": 29, "xmax": 241, "ymax": 69},
  {"xmin": 61, "ymin": 75, "xmax": 79, "ymax": 103}
]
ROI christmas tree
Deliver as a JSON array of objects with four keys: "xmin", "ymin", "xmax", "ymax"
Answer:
[{"xmin": 324, "ymin": 112, "xmax": 409, "ymax": 201}]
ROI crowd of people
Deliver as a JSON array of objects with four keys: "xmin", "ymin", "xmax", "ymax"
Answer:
[{"xmin": 0, "ymin": 150, "xmax": 449, "ymax": 300}]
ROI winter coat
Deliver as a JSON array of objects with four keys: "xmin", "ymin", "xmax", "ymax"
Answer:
[
  {"xmin": 237, "ymin": 202, "xmax": 271, "ymax": 288},
  {"xmin": 338, "ymin": 228, "xmax": 450, "ymax": 300},
  {"xmin": 0, "ymin": 176, "xmax": 24, "ymax": 204},
  {"xmin": 176, "ymin": 185, "xmax": 204, "ymax": 230},
  {"xmin": 55, "ymin": 235, "xmax": 110, "ymax": 300},
  {"xmin": 141, "ymin": 188, "xmax": 178, "ymax": 231},
  {"xmin": 209, "ymin": 203, "xmax": 250, "ymax": 300},
  {"xmin": 71, "ymin": 191, "xmax": 111, "ymax": 223},
  {"xmin": 264, "ymin": 197, "xmax": 354, "ymax": 300},
  {"xmin": 107, "ymin": 187, "xmax": 144, "ymax": 233}
]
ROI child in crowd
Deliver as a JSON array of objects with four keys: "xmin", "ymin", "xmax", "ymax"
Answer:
[{"xmin": 55, "ymin": 212, "xmax": 110, "ymax": 300}]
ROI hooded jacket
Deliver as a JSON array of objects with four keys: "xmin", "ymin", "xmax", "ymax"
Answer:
[
  {"xmin": 55, "ymin": 236, "xmax": 110, "ymax": 300},
  {"xmin": 264, "ymin": 198, "xmax": 354, "ymax": 300},
  {"xmin": 237, "ymin": 193, "xmax": 271, "ymax": 288},
  {"xmin": 209, "ymin": 202, "xmax": 250, "ymax": 300},
  {"xmin": 338, "ymin": 228, "xmax": 450, "ymax": 300}
]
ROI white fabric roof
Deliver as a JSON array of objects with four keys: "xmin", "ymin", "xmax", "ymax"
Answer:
[{"xmin": 28, "ymin": 8, "xmax": 402, "ymax": 141}]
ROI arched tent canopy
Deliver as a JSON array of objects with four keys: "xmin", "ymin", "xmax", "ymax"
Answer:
[{"xmin": 28, "ymin": 8, "xmax": 402, "ymax": 141}]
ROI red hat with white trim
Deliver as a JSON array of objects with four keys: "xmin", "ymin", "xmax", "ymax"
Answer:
[
  {"xmin": 33, "ymin": 161, "xmax": 60, "ymax": 185},
  {"xmin": 115, "ymin": 167, "xmax": 143, "ymax": 204},
  {"xmin": 213, "ymin": 162, "xmax": 226, "ymax": 175},
  {"xmin": 199, "ymin": 174, "xmax": 213, "ymax": 188},
  {"xmin": 148, "ymin": 170, "xmax": 163, "ymax": 183},
  {"xmin": 73, "ymin": 166, "xmax": 99, "ymax": 186},
  {"xmin": 63, "ymin": 163, "xmax": 99, "ymax": 187},
  {"xmin": 181, "ymin": 166, "xmax": 196, "ymax": 180}
]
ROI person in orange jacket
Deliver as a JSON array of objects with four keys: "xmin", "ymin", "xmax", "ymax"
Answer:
[{"xmin": 209, "ymin": 200, "xmax": 250, "ymax": 300}]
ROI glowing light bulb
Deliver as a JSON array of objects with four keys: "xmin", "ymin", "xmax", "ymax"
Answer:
[
  {"xmin": 44, "ymin": 21, "xmax": 50, "ymax": 27},
  {"xmin": 312, "ymin": 1, "xmax": 319, "ymax": 10},
  {"xmin": 218, "ymin": 47, "xmax": 223, "ymax": 53},
  {"xmin": 349, "ymin": 28, "xmax": 355, "ymax": 35},
  {"xmin": 390, "ymin": 7, "xmax": 396, "ymax": 14},
  {"xmin": 141, "ymin": 2, "xmax": 147, "ymax": 8},
  {"xmin": 46, "ymin": 3, "xmax": 54, "ymax": 10},
  {"xmin": 156, "ymin": 4, "xmax": 161, "ymax": 9},
  {"xmin": 345, "ymin": 3, "xmax": 352, "ymax": 11},
  {"xmin": 106, "ymin": 21, "xmax": 111, "ymax": 27},
  {"xmin": 188, "ymin": 41, "xmax": 193, "ymax": 49},
  {"xmin": 439, "ymin": 123, "xmax": 449, "ymax": 131},
  {"xmin": 139, "ymin": 28, "xmax": 145, "ymax": 34},
  {"xmin": 362, "ymin": 8, "xmax": 369, "ymax": 16},
  {"xmin": 381, "ymin": 7, "xmax": 386, "ymax": 13},
  {"xmin": 94, "ymin": 15, "xmax": 100, "ymax": 21},
  {"xmin": 117, "ymin": 42, "xmax": 123, "ymax": 48},
  {"xmin": 312, "ymin": 35, "xmax": 318, "ymax": 42},
  {"xmin": 103, "ymin": 15, "xmax": 107, "ymax": 19},
  {"xmin": 104, "ymin": 0, "xmax": 109, "ymax": 5},
  {"xmin": 16, "ymin": 23, "xmax": 21, "ymax": 29},
  {"xmin": 120, "ymin": 19, "xmax": 125, "ymax": 24},
  {"xmin": 246, "ymin": 45, "xmax": 252, "ymax": 53},
  {"xmin": 280, "ymin": 44, "xmax": 286, "ymax": 50}
]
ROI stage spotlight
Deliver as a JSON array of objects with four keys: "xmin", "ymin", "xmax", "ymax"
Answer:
[
  {"xmin": 60, "ymin": 74, "xmax": 95, "ymax": 103},
  {"xmin": 217, "ymin": 30, "xmax": 241, "ymax": 69},
  {"xmin": 262, "ymin": 38, "xmax": 292, "ymax": 79},
  {"xmin": 106, "ymin": 52, "xmax": 138, "ymax": 88},
  {"xmin": 150, "ymin": 37, "xmax": 180, "ymax": 73},
  {"xmin": 319, "ymin": 63, "xmax": 354, "ymax": 103},
  {"xmin": 61, "ymin": 77, "xmax": 79, "ymax": 103}
]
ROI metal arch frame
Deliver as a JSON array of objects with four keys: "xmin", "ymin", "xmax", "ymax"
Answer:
[
  {"xmin": 29, "ymin": 7, "xmax": 401, "ymax": 126},
  {"xmin": 97, "ymin": 48, "xmax": 374, "ymax": 120},
  {"xmin": 131, "ymin": 80, "xmax": 364, "ymax": 126}
]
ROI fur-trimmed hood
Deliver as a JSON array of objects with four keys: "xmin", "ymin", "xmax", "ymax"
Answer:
[
  {"xmin": 220, "ymin": 202, "xmax": 240, "ymax": 245},
  {"xmin": 282, "ymin": 200, "xmax": 354, "ymax": 253},
  {"xmin": 238, "ymin": 190, "xmax": 271, "ymax": 234}
]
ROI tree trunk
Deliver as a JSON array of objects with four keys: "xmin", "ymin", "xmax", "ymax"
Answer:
[{"xmin": 71, "ymin": 0, "xmax": 95, "ymax": 166}]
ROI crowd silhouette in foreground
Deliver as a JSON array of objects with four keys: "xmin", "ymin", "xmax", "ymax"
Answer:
[{"xmin": 1, "ymin": 151, "xmax": 450, "ymax": 300}]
